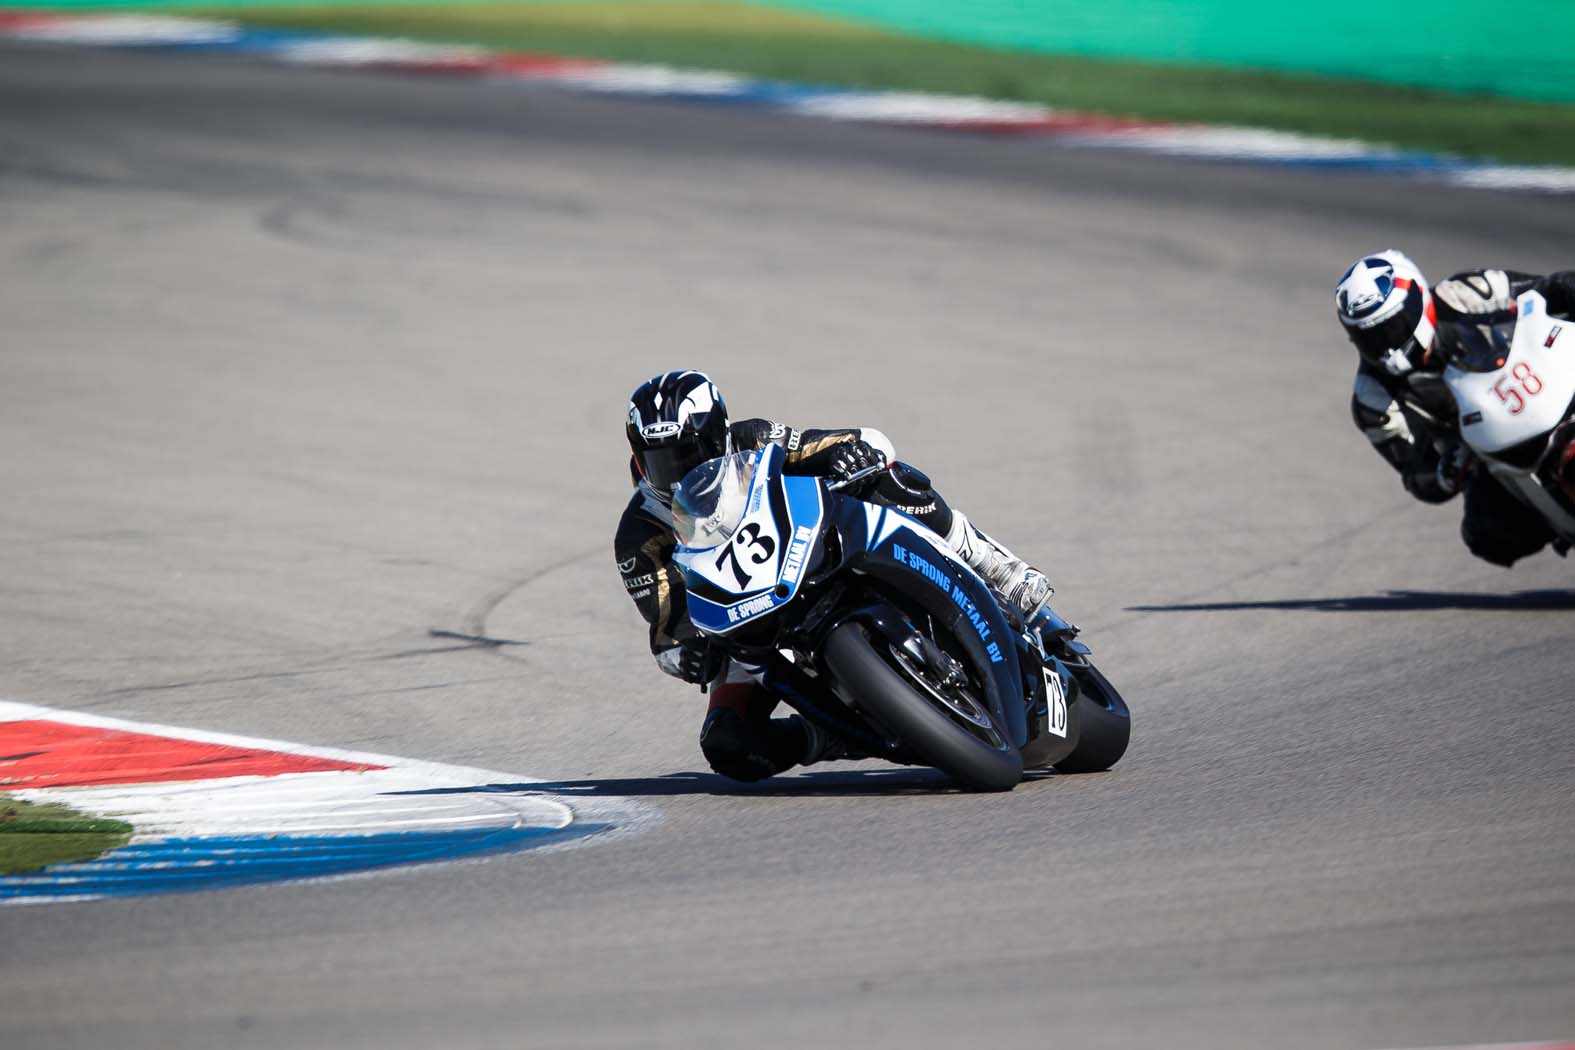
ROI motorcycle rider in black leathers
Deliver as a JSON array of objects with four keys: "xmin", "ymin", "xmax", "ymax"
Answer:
[
  {"xmin": 1336, "ymin": 250, "xmax": 1575, "ymax": 566},
  {"xmin": 614, "ymin": 370, "xmax": 1055, "ymax": 782}
]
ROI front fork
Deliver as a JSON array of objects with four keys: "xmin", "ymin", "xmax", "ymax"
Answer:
[
  {"xmin": 1015, "ymin": 605, "xmax": 1087, "ymax": 766},
  {"xmin": 759, "ymin": 650, "xmax": 899, "ymax": 760}
]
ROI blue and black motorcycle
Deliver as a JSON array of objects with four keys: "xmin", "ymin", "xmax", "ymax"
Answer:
[{"xmin": 671, "ymin": 444, "xmax": 1130, "ymax": 791}]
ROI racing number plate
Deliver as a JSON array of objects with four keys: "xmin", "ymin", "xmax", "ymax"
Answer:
[{"xmin": 1042, "ymin": 667, "xmax": 1069, "ymax": 738}]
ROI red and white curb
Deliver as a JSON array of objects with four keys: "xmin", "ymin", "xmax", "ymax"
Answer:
[
  {"xmin": 0, "ymin": 700, "xmax": 648, "ymax": 903},
  {"xmin": 1, "ymin": 10, "xmax": 1572, "ymax": 193}
]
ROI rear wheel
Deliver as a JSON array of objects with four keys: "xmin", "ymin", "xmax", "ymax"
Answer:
[
  {"xmin": 1052, "ymin": 662, "xmax": 1130, "ymax": 774},
  {"xmin": 824, "ymin": 622, "xmax": 1022, "ymax": 791}
]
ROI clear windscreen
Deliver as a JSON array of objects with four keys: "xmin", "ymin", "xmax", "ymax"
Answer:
[
  {"xmin": 672, "ymin": 451, "xmax": 756, "ymax": 549},
  {"xmin": 1438, "ymin": 317, "xmax": 1517, "ymax": 373}
]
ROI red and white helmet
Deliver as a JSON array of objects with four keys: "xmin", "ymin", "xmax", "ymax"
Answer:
[{"xmin": 1335, "ymin": 249, "xmax": 1437, "ymax": 375}]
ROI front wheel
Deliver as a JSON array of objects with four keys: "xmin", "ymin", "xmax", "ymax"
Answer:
[
  {"xmin": 824, "ymin": 622, "xmax": 1023, "ymax": 791},
  {"xmin": 1052, "ymin": 662, "xmax": 1131, "ymax": 774}
]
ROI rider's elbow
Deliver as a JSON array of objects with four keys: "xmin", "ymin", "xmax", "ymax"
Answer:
[{"xmin": 860, "ymin": 427, "xmax": 896, "ymax": 463}]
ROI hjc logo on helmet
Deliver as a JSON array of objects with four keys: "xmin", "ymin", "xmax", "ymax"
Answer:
[{"xmin": 640, "ymin": 421, "xmax": 683, "ymax": 441}]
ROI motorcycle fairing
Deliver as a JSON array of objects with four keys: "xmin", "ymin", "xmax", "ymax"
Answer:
[
  {"xmin": 829, "ymin": 499, "xmax": 1030, "ymax": 749},
  {"xmin": 675, "ymin": 445, "xmax": 825, "ymax": 636},
  {"xmin": 1448, "ymin": 291, "xmax": 1575, "ymax": 455}
]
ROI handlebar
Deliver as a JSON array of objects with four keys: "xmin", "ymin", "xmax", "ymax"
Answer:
[{"xmin": 826, "ymin": 463, "xmax": 891, "ymax": 493}]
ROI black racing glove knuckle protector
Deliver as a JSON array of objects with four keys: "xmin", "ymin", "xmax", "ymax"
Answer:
[
  {"xmin": 676, "ymin": 638, "xmax": 722, "ymax": 685},
  {"xmin": 828, "ymin": 439, "xmax": 886, "ymax": 481}
]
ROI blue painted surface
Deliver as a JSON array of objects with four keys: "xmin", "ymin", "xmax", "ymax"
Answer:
[{"xmin": 0, "ymin": 824, "xmax": 609, "ymax": 900}]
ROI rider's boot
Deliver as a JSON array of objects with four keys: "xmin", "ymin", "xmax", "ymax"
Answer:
[
  {"xmin": 795, "ymin": 715, "xmax": 868, "ymax": 766},
  {"xmin": 944, "ymin": 510, "xmax": 1054, "ymax": 620}
]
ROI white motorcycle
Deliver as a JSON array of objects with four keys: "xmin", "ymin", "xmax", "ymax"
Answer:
[{"xmin": 1444, "ymin": 289, "xmax": 1575, "ymax": 551}]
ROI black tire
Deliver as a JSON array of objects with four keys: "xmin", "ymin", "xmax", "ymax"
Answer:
[
  {"xmin": 1053, "ymin": 662, "xmax": 1130, "ymax": 774},
  {"xmin": 824, "ymin": 623, "xmax": 1023, "ymax": 791}
]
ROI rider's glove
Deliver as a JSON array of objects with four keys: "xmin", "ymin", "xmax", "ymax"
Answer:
[
  {"xmin": 1436, "ymin": 443, "xmax": 1472, "ymax": 496},
  {"xmin": 827, "ymin": 439, "xmax": 887, "ymax": 482},
  {"xmin": 658, "ymin": 638, "xmax": 724, "ymax": 686}
]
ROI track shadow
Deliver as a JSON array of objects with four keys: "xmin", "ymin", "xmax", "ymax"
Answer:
[
  {"xmin": 1126, "ymin": 589, "xmax": 1575, "ymax": 613},
  {"xmin": 391, "ymin": 767, "xmax": 1053, "ymax": 799}
]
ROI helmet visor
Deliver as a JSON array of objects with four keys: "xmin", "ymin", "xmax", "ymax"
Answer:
[
  {"xmin": 1344, "ymin": 283, "xmax": 1426, "ymax": 366},
  {"xmin": 638, "ymin": 436, "xmax": 707, "ymax": 495},
  {"xmin": 1345, "ymin": 308, "xmax": 1419, "ymax": 364}
]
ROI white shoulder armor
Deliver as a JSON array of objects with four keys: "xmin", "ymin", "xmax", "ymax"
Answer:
[{"xmin": 1353, "ymin": 372, "xmax": 1412, "ymax": 445}]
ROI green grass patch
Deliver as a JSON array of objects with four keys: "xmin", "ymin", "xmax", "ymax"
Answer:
[
  {"xmin": 175, "ymin": 1, "xmax": 1575, "ymax": 166},
  {"xmin": 0, "ymin": 798, "xmax": 133, "ymax": 875}
]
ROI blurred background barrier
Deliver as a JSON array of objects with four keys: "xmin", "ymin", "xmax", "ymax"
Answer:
[
  {"xmin": 7, "ymin": 0, "xmax": 1575, "ymax": 163},
  {"xmin": 771, "ymin": 0, "xmax": 1575, "ymax": 104}
]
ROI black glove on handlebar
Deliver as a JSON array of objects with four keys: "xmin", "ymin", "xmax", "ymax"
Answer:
[
  {"xmin": 827, "ymin": 439, "xmax": 887, "ymax": 482},
  {"xmin": 1436, "ymin": 443, "xmax": 1472, "ymax": 497},
  {"xmin": 675, "ymin": 638, "xmax": 725, "ymax": 686}
]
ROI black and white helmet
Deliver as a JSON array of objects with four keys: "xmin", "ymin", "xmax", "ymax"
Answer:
[
  {"xmin": 626, "ymin": 370, "xmax": 731, "ymax": 504},
  {"xmin": 1335, "ymin": 249, "xmax": 1436, "ymax": 375}
]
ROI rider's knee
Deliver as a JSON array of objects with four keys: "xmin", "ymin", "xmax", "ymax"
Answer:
[
  {"xmin": 699, "ymin": 705, "xmax": 811, "ymax": 782},
  {"xmin": 871, "ymin": 462, "xmax": 953, "ymax": 535},
  {"xmin": 1461, "ymin": 517, "xmax": 1544, "ymax": 567},
  {"xmin": 699, "ymin": 708, "xmax": 779, "ymax": 782}
]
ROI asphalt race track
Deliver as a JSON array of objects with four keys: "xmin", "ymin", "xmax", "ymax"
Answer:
[{"xmin": 2, "ymin": 44, "xmax": 1573, "ymax": 1050}]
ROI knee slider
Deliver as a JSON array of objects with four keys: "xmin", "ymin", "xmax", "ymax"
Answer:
[
  {"xmin": 699, "ymin": 708, "xmax": 777, "ymax": 782},
  {"xmin": 1461, "ymin": 518, "xmax": 1535, "ymax": 568}
]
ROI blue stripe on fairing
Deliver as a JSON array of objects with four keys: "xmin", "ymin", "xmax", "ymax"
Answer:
[{"xmin": 0, "ymin": 824, "xmax": 609, "ymax": 900}]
